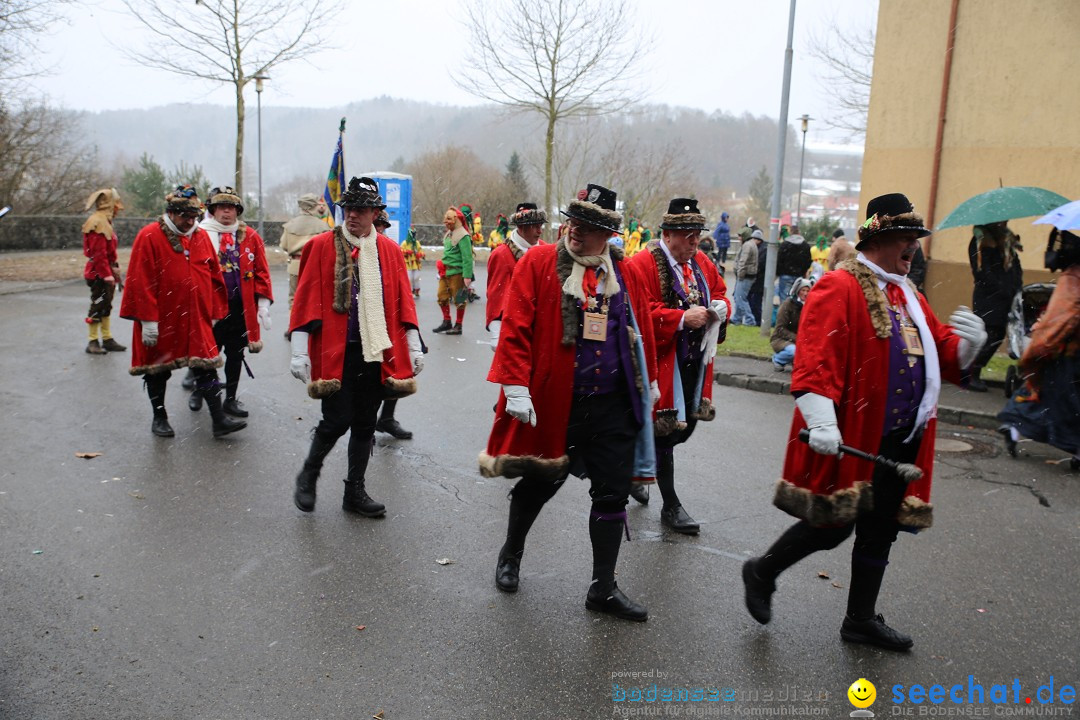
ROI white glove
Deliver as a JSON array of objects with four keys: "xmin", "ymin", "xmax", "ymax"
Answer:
[
  {"xmin": 406, "ymin": 328, "xmax": 424, "ymax": 375},
  {"xmin": 257, "ymin": 297, "xmax": 272, "ymax": 331},
  {"xmin": 503, "ymin": 384, "xmax": 536, "ymax": 427},
  {"xmin": 949, "ymin": 305, "xmax": 988, "ymax": 370},
  {"xmin": 650, "ymin": 379, "xmax": 661, "ymax": 407},
  {"xmin": 795, "ymin": 392, "xmax": 842, "ymax": 455},
  {"xmin": 290, "ymin": 330, "xmax": 311, "ymax": 383},
  {"xmin": 141, "ymin": 321, "xmax": 159, "ymax": 347},
  {"xmin": 707, "ymin": 298, "xmax": 729, "ymax": 325},
  {"xmin": 489, "ymin": 319, "xmax": 502, "ymax": 351}
]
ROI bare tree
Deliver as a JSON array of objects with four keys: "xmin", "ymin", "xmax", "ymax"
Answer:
[
  {"xmin": 119, "ymin": 0, "xmax": 335, "ymax": 197},
  {"xmin": 806, "ymin": 14, "xmax": 876, "ymax": 141},
  {"xmin": 0, "ymin": 0, "xmax": 74, "ymax": 87},
  {"xmin": 454, "ymin": 0, "xmax": 650, "ymax": 221}
]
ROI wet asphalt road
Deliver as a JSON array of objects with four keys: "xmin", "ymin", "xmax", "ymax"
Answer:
[{"xmin": 1, "ymin": 266, "xmax": 1077, "ymax": 719}]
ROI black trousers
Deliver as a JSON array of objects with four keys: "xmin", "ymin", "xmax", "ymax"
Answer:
[
  {"xmin": 973, "ymin": 323, "xmax": 1006, "ymax": 372},
  {"xmin": 759, "ymin": 427, "xmax": 922, "ymax": 577},
  {"xmin": 654, "ymin": 358, "xmax": 700, "ymax": 508},
  {"xmin": 512, "ymin": 391, "xmax": 638, "ymax": 513},
  {"xmin": 214, "ymin": 294, "xmax": 249, "ymax": 400},
  {"xmin": 315, "ymin": 343, "xmax": 385, "ymax": 484}
]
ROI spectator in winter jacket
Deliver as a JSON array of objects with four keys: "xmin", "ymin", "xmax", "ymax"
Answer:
[
  {"xmin": 732, "ymin": 229, "xmax": 763, "ymax": 325},
  {"xmin": 770, "ymin": 277, "xmax": 812, "ymax": 371},
  {"xmin": 827, "ymin": 228, "xmax": 856, "ymax": 269},
  {"xmin": 967, "ymin": 222, "xmax": 1023, "ymax": 391},
  {"xmin": 712, "ymin": 212, "xmax": 732, "ymax": 264},
  {"xmin": 776, "ymin": 226, "xmax": 812, "ymax": 304}
]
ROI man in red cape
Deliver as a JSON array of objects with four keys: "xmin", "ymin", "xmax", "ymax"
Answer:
[
  {"xmin": 741, "ymin": 192, "xmax": 987, "ymax": 651},
  {"xmin": 288, "ymin": 177, "xmax": 423, "ymax": 517},
  {"xmin": 479, "ymin": 183, "xmax": 659, "ymax": 622},
  {"xmin": 120, "ymin": 185, "xmax": 246, "ymax": 438},
  {"xmin": 190, "ymin": 186, "xmax": 273, "ymax": 418},
  {"xmin": 627, "ymin": 198, "xmax": 731, "ymax": 534},
  {"xmin": 484, "ymin": 201, "xmax": 546, "ymax": 350}
]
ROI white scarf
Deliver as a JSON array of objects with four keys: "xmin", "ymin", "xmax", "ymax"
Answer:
[
  {"xmin": 162, "ymin": 214, "xmax": 196, "ymax": 238},
  {"xmin": 857, "ymin": 252, "xmax": 940, "ymax": 442},
  {"xmin": 200, "ymin": 216, "xmax": 240, "ymax": 248},
  {"xmin": 343, "ymin": 224, "xmax": 393, "ymax": 363},
  {"xmin": 562, "ymin": 241, "xmax": 618, "ymax": 301},
  {"xmin": 510, "ymin": 229, "xmax": 535, "ymax": 254}
]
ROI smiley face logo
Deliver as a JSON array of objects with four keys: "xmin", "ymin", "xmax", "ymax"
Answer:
[{"xmin": 848, "ymin": 678, "xmax": 876, "ymax": 709}]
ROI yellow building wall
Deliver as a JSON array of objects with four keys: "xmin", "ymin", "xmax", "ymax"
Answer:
[{"xmin": 860, "ymin": 0, "xmax": 1080, "ymax": 317}]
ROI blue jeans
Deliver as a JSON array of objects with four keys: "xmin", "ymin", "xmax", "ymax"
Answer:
[
  {"xmin": 772, "ymin": 344, "xmax": 796, "ymax": 367},
  {"xmin": 777, "ymin": 275, "xmax": 797, "ymax": 304},
  {"xmin": 733, "ymin": 277, "xmax": 755, "ymax": 325}
]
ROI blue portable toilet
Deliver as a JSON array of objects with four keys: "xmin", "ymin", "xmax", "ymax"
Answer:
[{"xmin": 363, "ymin": 171, "xmax": 412, "ymax": 242}]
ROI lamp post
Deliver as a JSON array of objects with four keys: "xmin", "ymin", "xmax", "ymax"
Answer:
[
  {"xmin": 796, "ymin": 114, "xmax": 811, "ymax": 228},
  {"xmin": 254, "ymin": 74, "xmax": 269, "ymax": 238}
]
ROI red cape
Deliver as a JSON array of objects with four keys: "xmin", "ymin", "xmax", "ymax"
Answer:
[
  {"xmin": 289, "ymin": 229, "xmax": 419, "ymax": 399},
  {"xmin": 485, "ymin": 241, "xmax": 519, "ymax": 329},
  {"xmin": 774, "ymin": 260, "xmax": 965, "ymax": 530},
  {"xmin": 479, "ymin": 242, "xmax": 657, "ymax": 481},
  {"xmin": 119, "ymin": 220, "xmax": 227, "ymax": 375},
  {"xmin": 628, "ymin": 245, "xmax": 730, "ymax": 431}
]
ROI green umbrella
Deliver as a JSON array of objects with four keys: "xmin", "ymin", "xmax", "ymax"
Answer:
[{"xmin": 936, "ymin": 186, "xmax": 1071, "ymax": 230}]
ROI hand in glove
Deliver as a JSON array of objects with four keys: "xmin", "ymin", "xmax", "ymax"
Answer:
[
  {"xmin": 650, "ymin": 380, "xmax": 661, "ymax": 407},
  {"xmin": 141, "ymin": 321, "xmax": 159, "ymax": 347},
  {"xmin": 489, "ymin": 319, "xmax": 501, "ymax": 352},
  {"xmin": 949, "ymin": 305, "xmax": 988, "ymax": 369},
  {"xmin": 290, "ymin": 330, "xmax": 311, "ymax": 383},
  {"xmin": 503, "ymin": 385, "xmax": 536, "ymax": 427},
  {"xmin": 795, "ymin": 392, "xmax": 842, "ymax": 455},
  {"xmin": 257, "ymin": 297, "xmax": 272, "ymax": 331},
  {"xmin": 406, "ymin": 328, "xmax": 424, "ymax": 375},
  {"xmin": 707, "ymin": 298, "xmax": 729, "ymax": 325}
]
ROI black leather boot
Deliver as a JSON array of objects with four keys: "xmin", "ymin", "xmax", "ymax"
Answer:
[
  {"xmin": 585, "ymin": 511, "xmax": 647, "ymax": 621},
  {"xmin": 294, "ymin": 433, "xmax": 336, "ymax": 512},
  {"xmin": 432, "ymin": 319, "xmax": 452, "ymax": 333},
  {"xmin": 741, "ymin": 558, "xmax": 776, "ymax": 624},
  {"xmin": 188, "ymin": 389, "xmax": 203, "ymax": 411},
  {"xmin": 841, "ymin": 553, "xmax": 912, "ymax": 650},
  {"xmin": 204, "ymin": 385, "xmax": 247, "ymax": 437},
  {"xmin": 495, "ymin": 490, "xmax": 547, "ymax": 593},
  {"xmin": 445, "ymin": 323, "xmax": 463, "ymax": 335},
  {"xmin": 656, "ymin": 452, "xmax": 698, "ymax": 534},
  {"xmin": 968, "ymin": 367, "xmax": 988, "ymax": 392},
  {"xmin": 146, "ymin": 376, "xmax": 174, "ymax": 437},
  {"xmin": 181, "ymin": 368, "xmax": 196, "ymax": 391},
  {"xmin": 629, "ymin": 482, "xmax": 650, "ymax": 505},
  {"xmin": 342, "ymin": 481, "xmax": 385, "ymax": 517},
  {"xmin": 223, "ymin": 398, "xmax": 249, "ymax": 417},
  {"xmin": 375, "ymin": 399, "xmax": 412, "ymax": 439}
]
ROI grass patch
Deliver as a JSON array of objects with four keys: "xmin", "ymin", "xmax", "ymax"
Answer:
[{"xmin": 716, "ymin": 324, "xmax": 1013, "ymax": 381}]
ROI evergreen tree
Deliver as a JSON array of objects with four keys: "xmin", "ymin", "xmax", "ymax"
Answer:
[
  {"xmin": 748, "ymin": 166, "xmax": 773, "ymax": 224},
  {"xmin": 505, "ymin": 151, "xmax": 530, "ymax": 200},
  {"xmin": 121, "ymin": 153, "xmax": 169, "ymax": 217}
]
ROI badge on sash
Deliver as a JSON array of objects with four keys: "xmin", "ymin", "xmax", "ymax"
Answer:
[
  {"xmin": 583, "ymin": 311, "xmax": 607, "ymax": 342},
  {"xmin": 901, "ymin": 324, "xmax": 924, "ymax": 356}
]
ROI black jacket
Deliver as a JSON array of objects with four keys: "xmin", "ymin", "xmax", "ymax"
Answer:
[
  {"xmin": 969, "ymin": 235, "xmax": 1023, "ymax": 326},
  {"xmin": 777, "ymin": 238, "xmax": 812, "ymax": 277}
]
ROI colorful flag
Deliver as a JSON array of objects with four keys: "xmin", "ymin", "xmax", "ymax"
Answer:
[{"xmin": 323, "ymin": 118, "xmax": 346, "ymax": 227}]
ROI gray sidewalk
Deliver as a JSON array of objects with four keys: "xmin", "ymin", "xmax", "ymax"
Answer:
[{"xmin": 715, "ymin": 353, "xmax": 1007, "ymax": 430}]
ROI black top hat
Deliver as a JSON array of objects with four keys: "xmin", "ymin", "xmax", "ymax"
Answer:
[
  {"xmin": 207, "ymin": 186, "xmax": 244, "ymax": 215},
  {"xmin": 511, "ymin": 201, "xmax": 547, "ymax": 226},
  {"xmin": 339, "ymin": 176, "xmax": 387, "ymax": 210},
  {"xmin": 560, "ymin": 183, "xmax": 621, "ymax": 233},
  {"xmin": 659, "ymin": 197, "xmax": 707, "ymax": 231},
  {"xmin": 857, "ymin": 192, "xmax": 931, "ymax": 249}
]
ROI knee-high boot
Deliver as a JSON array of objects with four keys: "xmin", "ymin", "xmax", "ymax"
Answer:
[
  {"xmin": 146, "ymin": 375, "xmax": 173, "ymax": 437},
  {"xmin": 585, "ymin": 510, "xmax": 647, "ymax": 621},
  {"xmin": 342, "ymin": 431, "xmax": 385, "ymax": 517},
  {"xmin": 294, "ymin": 432, "xmax": 336, "ymax": 512},
  {"xmin": 494, "ymin": 483, "xmax": 553, "ymax": 593}
]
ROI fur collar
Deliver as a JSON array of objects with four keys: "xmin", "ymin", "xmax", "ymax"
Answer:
[
  {"xmin": 504, "ymin": 236, "xmax": 524, "ymax": 261},
  {"xmin": 157, "ymin": 218, "xmax": 185, "ymax": 254},
  {"xmin": 647, "ymin": 241, "xmax": 681, "ymax": 310},
  {"xmin": 332, "ymin": 226, "xmax": 355, "ymax": 314},
  {"xmin": 837, "ymin": 258, "xmax": 918, "ymax": 340}
]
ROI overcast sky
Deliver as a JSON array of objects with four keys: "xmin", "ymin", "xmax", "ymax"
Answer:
[{"xmin": 32, "ymin": 0, "xmax": 877, "ymax": 148}]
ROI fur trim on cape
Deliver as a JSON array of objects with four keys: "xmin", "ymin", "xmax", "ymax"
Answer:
[
  {"xmin": 772, "ymin": 478, "xmax": 873, "ymax": 527},
  {"xmin": 648, "ymin": 243, "xmax": 682, "ymax": 309},
  {"xmin": 478, "ymin": 451, "xmax": 570, "ymax": 482},
  {"xmin": 836, "ymin": 258, "xmax": 918, "ymax": 340},
  {"xmin": 690, "ymin": 396, "xmax": 715, "ymax": 421},
  {"xmin": 128, "ymin": 354, "xmax": 224, "ymax": 377},
  {"xmin": 383, "ymin": 376, "xmax": 417, "ymax": 399},
  {"xmin": 307, "ymin": 378, "xmax": 342, "ymax": 399},
  {"xmin": 555, "ymin": 241, "xmax": 625, "ymax": 346},
  {"xmin": 654, "ymin": 409, "xmax": 687, "ymax": 437},
  {"xmin": 503, "ymin": 236, "xmax": 525, "ymax": 261},
  {"xmin": 331, "ymin": 226, "xmax": 354, "ymax": 314}
]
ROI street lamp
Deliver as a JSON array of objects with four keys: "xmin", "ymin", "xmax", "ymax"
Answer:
[
  {"xmin": 796, "ymin": 114, "xmax": 811, "ymax": 229},
  {"xmin": 254, "ymin": 74, "xmax": 269, "ymax": 238}
]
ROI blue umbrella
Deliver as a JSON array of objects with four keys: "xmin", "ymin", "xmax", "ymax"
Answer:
[{"xmin": 1033, "ymin": 199, "xmax": 1080, "ymax": 231}]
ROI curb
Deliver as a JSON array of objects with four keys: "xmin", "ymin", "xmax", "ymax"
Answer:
[
  {"xmin": 713, "ymin": 370, "xmax": 1001, "ymax": 431},
  {"xmin": 0, "ymin": 278, "xmax": 83, "ymax": 296}
]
